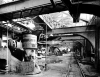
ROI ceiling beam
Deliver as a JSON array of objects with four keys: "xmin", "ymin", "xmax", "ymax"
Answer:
[
  {"xmin": 47, "ymin": 26, "xmax": 95, "ymax": 35},
  {"xmin": 60, "ymin": 36, "xmax": 83, "ymax": 40},
  {"xmin": 61, "ymin": 0, "xmax": 100, "ymax": 22},
  {"xmin": 0, "ymin": 0, "xmax": 61, "ymax": 14}
]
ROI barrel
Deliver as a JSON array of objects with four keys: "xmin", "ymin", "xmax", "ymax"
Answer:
[{"xmin": 22, "ymin": 34, "xmax": 37, "ymax": 49}]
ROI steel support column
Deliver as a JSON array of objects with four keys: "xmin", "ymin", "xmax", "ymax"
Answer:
[
  {"xmin": 81, "ymin": 46, "xmax": 84, "ymax": 59},
  {"xmin": 95, "ymin": 28, "xmax": 100, "ymax": 72},
  {"xmin": 85, "ymin": 39, "xmax": 92, "ymax": 61}
]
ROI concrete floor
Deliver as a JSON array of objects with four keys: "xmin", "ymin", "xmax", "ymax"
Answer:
[{"xmin": 0, "ymin": 52, "xmax": 83, "ymax": 77}]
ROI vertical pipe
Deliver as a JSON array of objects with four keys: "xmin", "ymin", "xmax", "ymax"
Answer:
[
  {"xmin": 6, "ymin": 23, "xmax": 9, "ymax": 73},
  {"xmin": 34, "ymin": 49, "xmax": 35, "ymax": 70},
  {"xmin": 45, "ymin": 23, "xmax": 47, "ymax": 71}
]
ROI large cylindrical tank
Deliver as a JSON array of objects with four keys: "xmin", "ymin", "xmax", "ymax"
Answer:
[{"xmin": 22, "ymin": 34, "xmax": 37, "ymax": 49}]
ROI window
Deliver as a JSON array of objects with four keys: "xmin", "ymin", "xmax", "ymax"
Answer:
[
  {"xmin": 0, "ymin": 0, "xmax": 19, "ymax": 5},
  {"xmin": 39, "ymin": 11, "xmax": 93, "ymax": 29}
]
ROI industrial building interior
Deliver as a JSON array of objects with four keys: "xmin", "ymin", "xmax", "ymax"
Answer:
[{"xmin": 0, "ymin": 0, "xmax": 100, "ymax": 77}]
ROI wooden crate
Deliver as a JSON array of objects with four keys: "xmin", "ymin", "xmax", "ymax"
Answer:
[{"xmin": 16, "ymin": 62, "xmax": 34, "ymax": 74}]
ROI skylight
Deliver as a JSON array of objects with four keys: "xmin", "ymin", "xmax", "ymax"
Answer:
[
  {"xmin": 0, "ymin": 0, "xmax": 19, "ymax": 5},
  {"xmin": 80, "ymin": 13, "xmax": 93, "ymax": 21},
  {"xmin": 39, "ymin": 11, "xmax": 93, "ymax": 29},
  {"xmin": 13, "ymin": 17, "xmax": 43, "ymax": 30}
]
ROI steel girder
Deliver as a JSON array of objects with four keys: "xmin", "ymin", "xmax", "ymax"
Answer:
[
  {"xmin": 61, "ymin": 0, "xmax": 100, "ymax": 22},
  {"xmin": 47, "ymin": 26, "xmax": 95, "ymax": 35},
  {"xmin": 0, "ymin": 0, "xmax": 100, "ymax": 22},
  {"xmin": 0, "ymin": 0, "xmax": 67, "ymax": 21},
  {"xmin": 47, "ymin": 26, "xmax": 95, "ymax": 48},
  {"xmin": 60, "ymin": 36, "xmax": 83, "ymax": 41},
  {"xmin": 0, "ymin": 0, "xmax": 60, "ymax": 14},
  {"xmin": 77, "ymin": 32, "xmax": 95, "ymax": 49}
]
